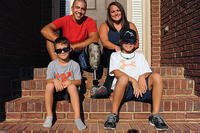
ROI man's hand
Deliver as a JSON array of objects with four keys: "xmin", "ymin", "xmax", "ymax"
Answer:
[
  {"xmin": 138, "ymin": 75, "xmax": 147, "ymax": 94},
  {"xmin": 53, "ymin": 79, "xmax": 64, "ymax": 92},
  {"xmin": 131, "ymin": 80, "xmax": 143, "ymax": 98}
]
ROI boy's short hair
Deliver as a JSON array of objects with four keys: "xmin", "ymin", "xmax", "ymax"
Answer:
[
  {"xmin": 120, "ymin": 29, "xmax": 137, "ymax": 44},
  {"xmin": 54, "ymin": 37, "xmax": 70, "ymax": 47}
]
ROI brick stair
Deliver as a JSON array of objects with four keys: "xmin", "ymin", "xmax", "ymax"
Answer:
[
  {"xmin": 19, "ymin": 67, "xmax": 195, "ymax": 98},
  {"xmin": 1, "ymin": 120, "xmax": 200, "ymax": 133},
  {"xmin": 5, "ymin": 95, "xmax": 200, "ymax": 121},
  {"xmin": 1, "ymin": 66, "xmax": 200, "ymax": 132}
]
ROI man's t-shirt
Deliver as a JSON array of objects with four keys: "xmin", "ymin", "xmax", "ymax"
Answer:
[
  {"xmin": 53, "ymin": 15, "xmax": 98, "ymax": 44},
  {"xmin": 46, "ymin": 59, "xmax": 81, "ymax": 82},
  {"xmin": 109, "ymin": 51, "xmax": 152, "ymax": 90}
]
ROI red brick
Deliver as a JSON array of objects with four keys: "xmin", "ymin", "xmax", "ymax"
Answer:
[
  {"xmin": 179, "ymin": 100, "xmax": 186, "ymax": 111},
  {"xmin": 6, "ymin": 112, "xmax": 21, "ymax": 119},
  {"xmin": 164, "ymin": 101, "xmax": 171, "ymax": 111},
  {"xmin": 172, "ymin": 101, "xmax": 178, "ymax": 111},
  {"xmin": 186, "ymin": 113, "xmax": 200, "ymax": 119},
  {"xmin": 134, "ymin": 102, "xmax": 142, "ymax": 112}
]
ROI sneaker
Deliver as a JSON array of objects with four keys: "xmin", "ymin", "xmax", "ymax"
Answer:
[
  {"xmin": 149, "ymin": 114, "xmax": 168, "ymax": 131},
  {"xmin": 90, "ymin": 86, "xmax": 108, "ymax": 98},
  {"xmin": 104, "ymin": 113, "xmax": 119, "ymax": 130},
  {"xmin": 43, "ymin": 116, "xmax": 53, "ymax": 128}
]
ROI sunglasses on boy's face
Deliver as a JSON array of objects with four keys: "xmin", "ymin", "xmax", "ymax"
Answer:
[{"xmin": 55, "ymin": 47, "xmax": 70, "ymax": 54}]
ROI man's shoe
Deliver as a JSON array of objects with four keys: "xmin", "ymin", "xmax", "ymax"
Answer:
[
  {"xmin": 90, "ymin": 86, "xmax": 109, "ymax": 98},
  {"xmin": 149, "ymin": 114, "xmax": 168, "ymax": 131},
  {"xmin": 104, "ymin": 113, "xmax": 119, "ymax": 130}
]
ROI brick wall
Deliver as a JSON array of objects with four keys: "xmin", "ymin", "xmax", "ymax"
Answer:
[
  {"xmin": 160, "ymin": 0, "xmax": 200, "ymax": 95},
  {"xmin": 151, "ymin": 0, "xmax": 161, "ymax": 67},
  {"xmin": 0, "ymin": 0, "xmax": 51, "ymax": 102}
]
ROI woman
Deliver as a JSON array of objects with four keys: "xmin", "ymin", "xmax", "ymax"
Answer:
[{"xmin": 99, "ymin": 1, "xmax": 139, "ymax": 96}]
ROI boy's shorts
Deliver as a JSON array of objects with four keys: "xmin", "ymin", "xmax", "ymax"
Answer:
[
  {"xmin": 54, "ymin": 89, "xmax": 69, "ymax": 101},
  {"xmin": 122, "ymin": 76, "xmax": 152, "ymax": 103}
]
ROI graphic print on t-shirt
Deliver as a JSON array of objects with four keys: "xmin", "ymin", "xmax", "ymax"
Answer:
[
  {"xmin": 120, "ymin": 59, "xmax": 136, "ymax": 70},
  {"xmin": 55, "ymin": 71, "xmax": 72, "ymax": 82}
]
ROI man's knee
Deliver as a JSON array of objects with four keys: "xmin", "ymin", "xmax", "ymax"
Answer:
[{"xmin": 87, "ymin": 43, "xmax": 101, "ymax": 69}]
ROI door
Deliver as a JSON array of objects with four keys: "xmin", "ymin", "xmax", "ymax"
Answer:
[{"xmin": 85, "ymin": 0, "xmax": 127, "ymax": 28}]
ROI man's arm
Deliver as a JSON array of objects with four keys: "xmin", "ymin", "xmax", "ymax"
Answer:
[
  {"xmin": 41, "ymin": 23, "xmax": 59, "ymax": 60},
  {"xmin": 46, "ymin": 40, "xmax": 57, "ymax": 60},
  {"xmin": 40, "ymin": 23, "xmax": 59, "ymax": 42},
  {"xmin": 71, "ymin": 32, "xmax": 99, "ymax": 50}
]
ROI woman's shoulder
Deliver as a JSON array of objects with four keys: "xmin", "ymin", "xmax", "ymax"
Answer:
[
  {"xmin": 128, "ymin": 22, "xmax": 137, "ymax": 30},
  {"xmin": 100, "ymin": 22, "xmax": 108, "ymax": 29}
]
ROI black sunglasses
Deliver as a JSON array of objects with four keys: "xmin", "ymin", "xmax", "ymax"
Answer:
[{"xmin": 55, "ymin": 47, "xmax": 70, "ymax": 54}]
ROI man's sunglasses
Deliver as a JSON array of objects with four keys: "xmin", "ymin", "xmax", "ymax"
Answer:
[{"xmin": 55, "ymin": 47, "xmax": 70, "ymax": 54}]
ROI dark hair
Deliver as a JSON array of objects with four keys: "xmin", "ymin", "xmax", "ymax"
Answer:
[
  {"xmin": 54, "ymin": 37, "xmax": 70, "ymax": 47},
  {"xmin": 106, "ymin": 2, "xmax": 129, "ymax": 31},
  {"xmin": 72, "ymin": 0, "xmax": 87, "ymax": 8}
]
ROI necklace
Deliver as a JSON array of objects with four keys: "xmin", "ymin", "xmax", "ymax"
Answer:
[{"xmin": 120, "ymin": 52, "xmax": 135, "ymax": 60}]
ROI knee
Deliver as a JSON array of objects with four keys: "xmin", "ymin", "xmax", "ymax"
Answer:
[
  {"xmin": 67, "ymin": 84, "xmax": 77, "ymax": 94},
  {"xmin": 45, "ymin": 83, "xmax": 54, "ymax": 93},
  {"xmin": 151, "ymin": 73, "xmax": 162, "ymax": 83},
  {"xmin": 118, "ymin": 74, "xmax": 129, "ymax": 84}
]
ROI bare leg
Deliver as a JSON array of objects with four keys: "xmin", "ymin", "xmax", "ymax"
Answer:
[
  {"xmin": 148, "ymin": 73, "xmax": 163, "ymax": 114},
  {"xmin": 67, "ymin": 84, "xmax": 80, "ymax": 119},
  {"xmin": 112, "ymin": 75, "xmax": 129, "ymax": 114},
  {"xmin": 46, "ymin": 40, "xmax": 57, "ymax": 60},
  {"xmin": 45, "ymin": 83, "xmax": 54, "ymax": 116}
]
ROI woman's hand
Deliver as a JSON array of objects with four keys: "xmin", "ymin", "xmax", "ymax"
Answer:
[{"xmin": 114, "ymin": 45, "xmax": 121, "ymax": 52}]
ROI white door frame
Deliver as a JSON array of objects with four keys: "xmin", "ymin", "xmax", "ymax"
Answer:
[{"xmin": 127, "ymin": 0, "xmax": 151, "ymax": 64}]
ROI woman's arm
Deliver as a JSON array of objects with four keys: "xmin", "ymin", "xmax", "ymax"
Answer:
[{"xmin": 99, "ymin": 23, "xmax": 120, "ymax": 51}]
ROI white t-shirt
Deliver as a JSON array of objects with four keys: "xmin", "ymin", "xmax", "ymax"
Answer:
[{"xmin": 109, "ymin": 51, "xmax": 152, "ymax": 90}]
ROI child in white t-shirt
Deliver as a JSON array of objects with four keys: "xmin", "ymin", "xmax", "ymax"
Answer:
[{"xmin": 104, "ymin": 29, "xmax": 168, "ymax": 131}]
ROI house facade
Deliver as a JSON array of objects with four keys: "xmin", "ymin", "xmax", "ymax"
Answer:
[{"xmin": 0, "ymin": 0, "xmax": 199, "ymax": 112}]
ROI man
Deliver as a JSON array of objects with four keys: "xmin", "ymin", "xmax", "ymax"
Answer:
[
  {"xmin": 41, "ymin": 0, "xmax": 98, "ymax": 60},
  {"xmin": 41, "ymin": 0, "xmax": 105, "ymax": 97}
]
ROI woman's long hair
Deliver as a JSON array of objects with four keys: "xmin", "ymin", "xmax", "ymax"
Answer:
[{"xmin": 106, "ymin": 2, "xmax": 129, "ymax": 31}]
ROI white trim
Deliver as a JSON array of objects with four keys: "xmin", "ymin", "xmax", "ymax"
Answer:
[
  {"xmin": 127, "ymin": 0, "xmax": 151, "ymax": 64},
  {"xmin": 142, "ymin": 0, "xmax": 151, "ymax": 64}
]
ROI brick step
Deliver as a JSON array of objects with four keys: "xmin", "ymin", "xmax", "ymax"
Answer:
[
  {"xmin": 5, "ymin": 96, "xmax": 200, "ymax": 121},
  {"xmin": 21, "ymin": 78, "xmax": 194, "ymax": 90},
  {"xmin": 0, "ymin": 120, "xmax": 200, "ymax": 132},
  {"xmin": 33, "ymin": 67, "xmax": 185, "ymax": 80},
  {"xmin": 19, "ymin": 77, "xmax": 194, "ymax": 97},
  {"xmin": 19, "ymin": 87, "xmax": 194, "ymax": 98}
]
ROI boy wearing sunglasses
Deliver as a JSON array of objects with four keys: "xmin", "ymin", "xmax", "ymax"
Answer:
[
  {"xmin": 43, "ymin": 37, "xmax": 86, "ymax": 131},
  {"xmin": 104, "ymin": 29, "xmax": 168, "ymax": 131}
]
